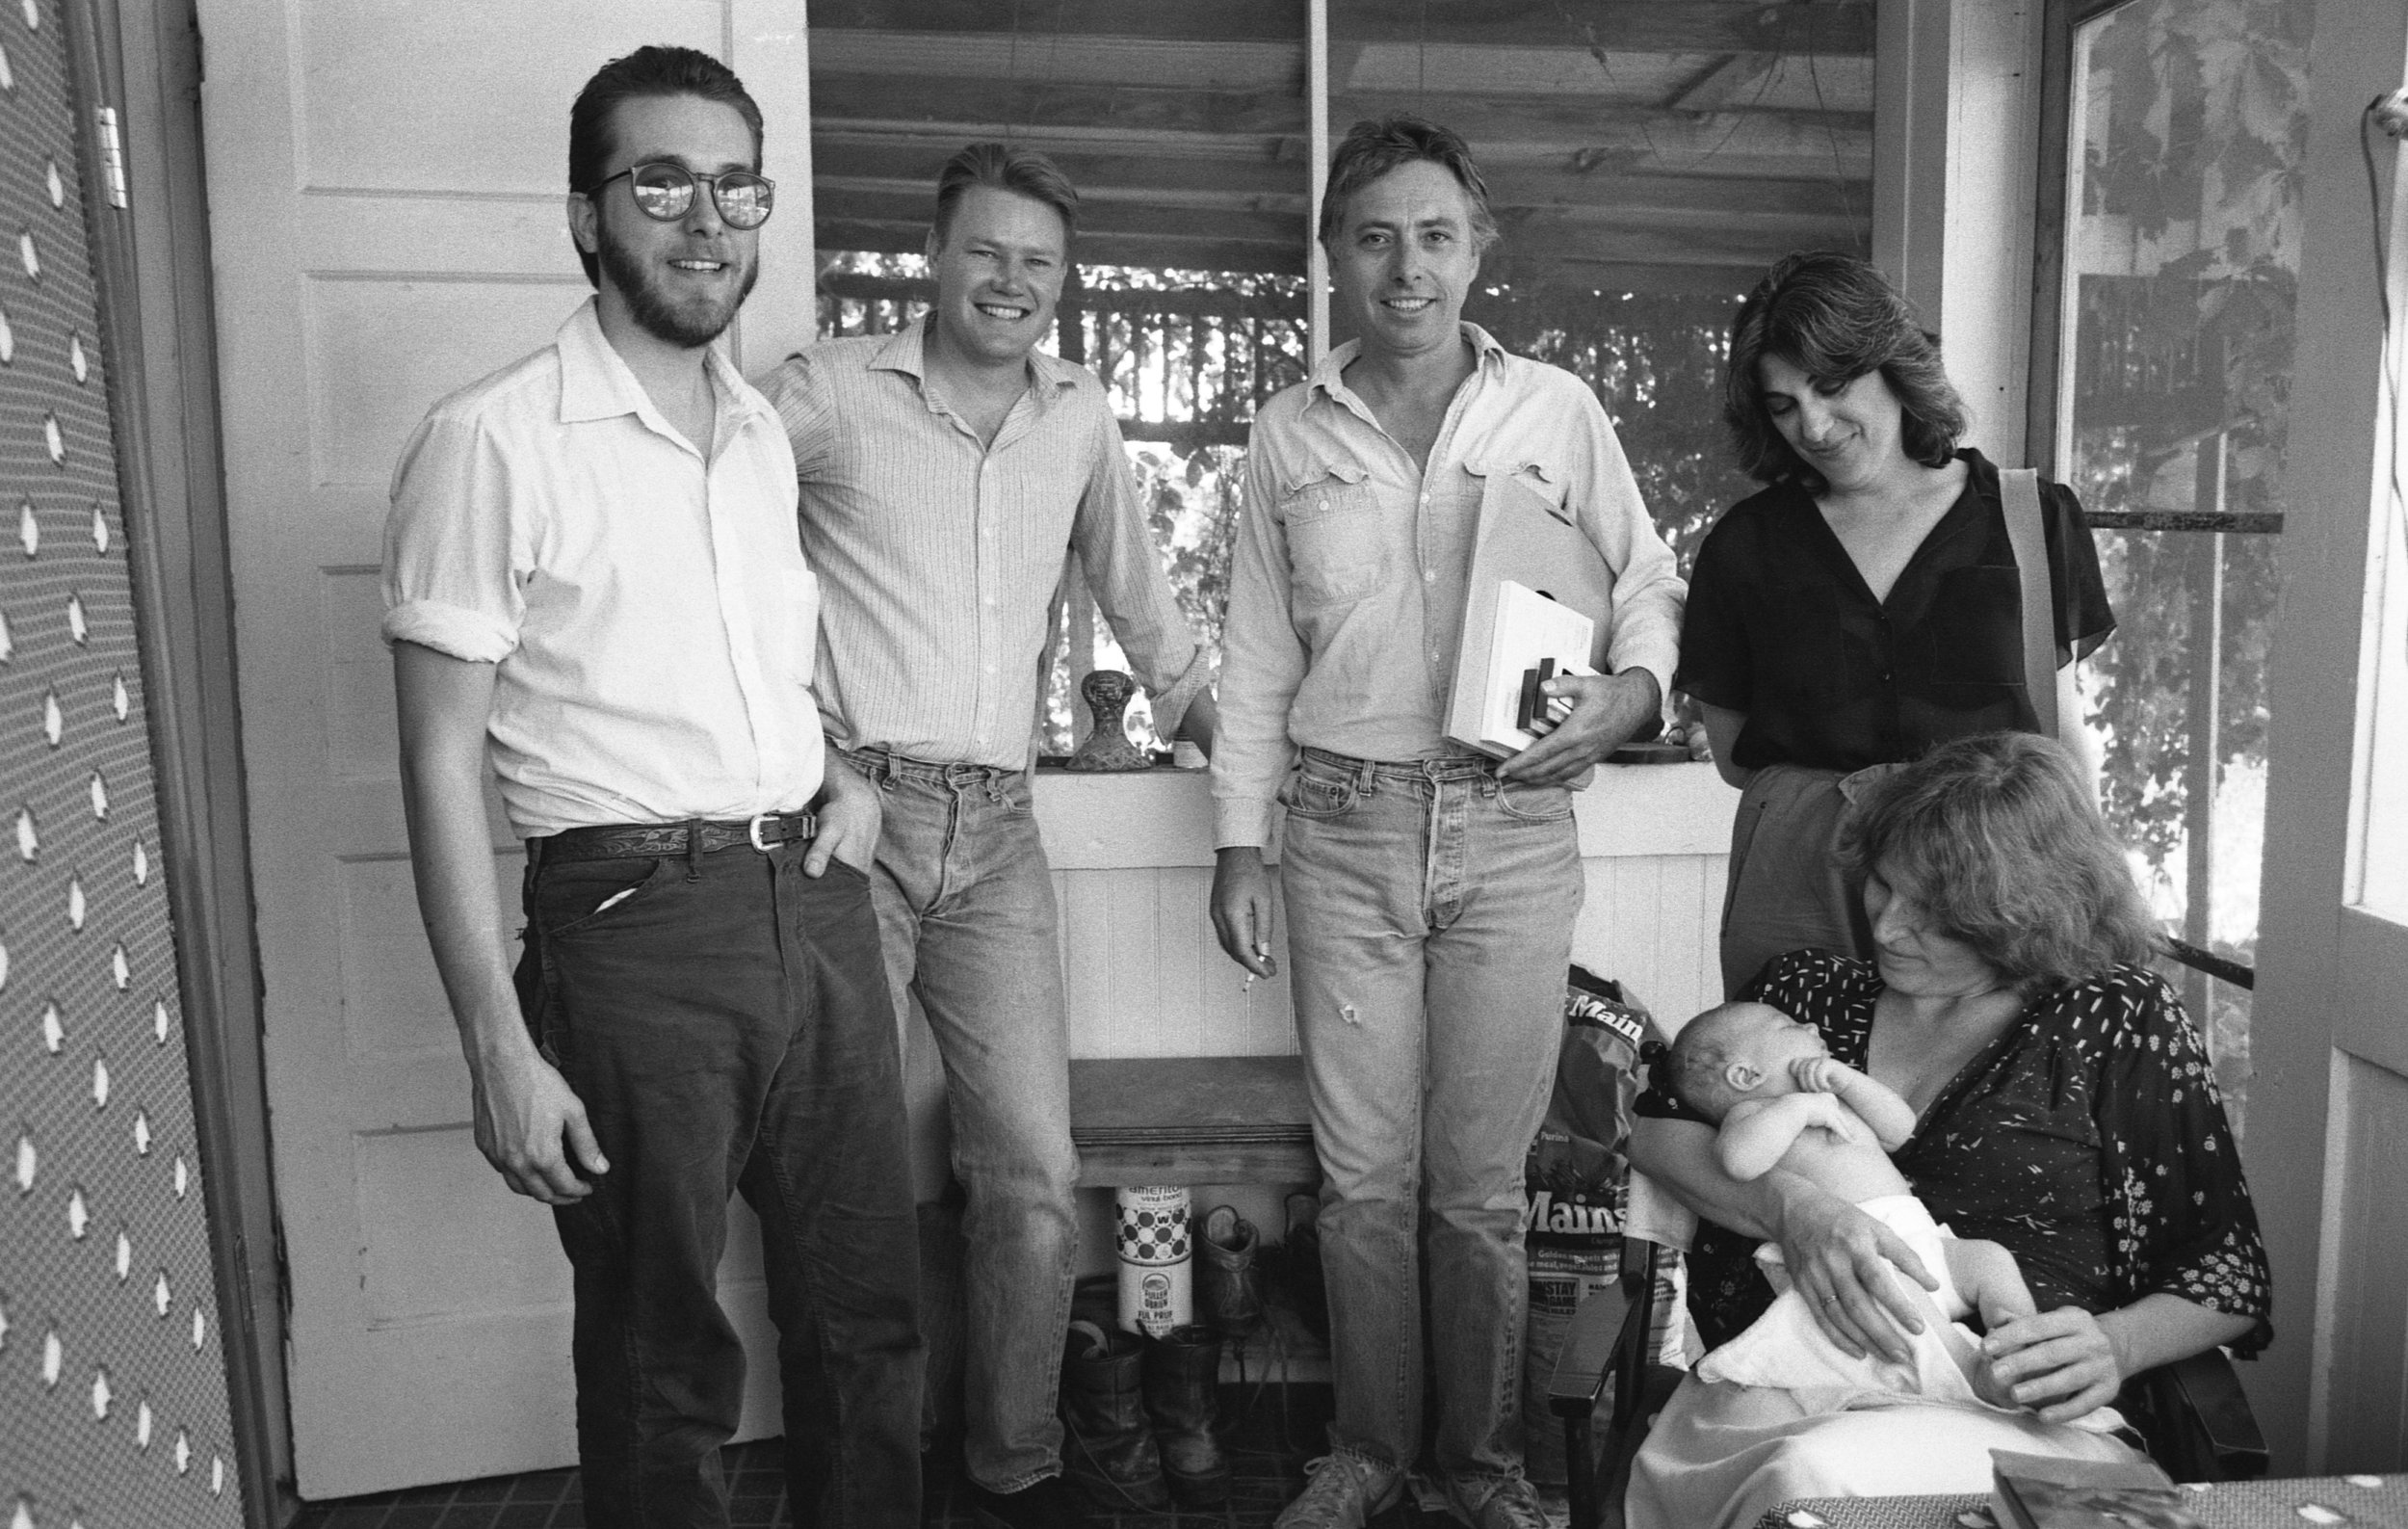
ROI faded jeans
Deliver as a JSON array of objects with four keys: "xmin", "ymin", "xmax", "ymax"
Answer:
[
  {"xmin": 517, "ymin": 834, "xmax": 923, "ymax": 1529},
  {"xmin": 849, "ymin": 749, "xmax": 1082, "ymax": 1494},
  {"xmin": 1276, "ymin": 747, "xmax": 1583, "ymax": 1484}
]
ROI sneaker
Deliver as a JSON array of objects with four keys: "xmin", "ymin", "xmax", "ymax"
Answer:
[
  {"xmin": 1274, "ymin": 1451, "xmax": 1402, "ymax": 1528},
  {"xmin": 969, "ymin": 1471, "xmax": 1086, "ymax": 1529},
  {"xmin": 1442, "ymin": 1472, "xmax": 1550, "ymax": 1529}
]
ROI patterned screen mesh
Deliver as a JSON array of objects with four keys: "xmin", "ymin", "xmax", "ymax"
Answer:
[{"xmin": 0, "ymin": 0, "xmax": 244, "ymax": 1524}]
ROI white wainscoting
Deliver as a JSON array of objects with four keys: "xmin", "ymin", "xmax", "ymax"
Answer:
[{"xmin": 896, "ymin": 763, "xmax": 1738, "ymax": 1269}]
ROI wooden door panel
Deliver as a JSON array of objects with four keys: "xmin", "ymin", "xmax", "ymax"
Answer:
[
  {"xmin": 303, "ymin": 280, "xmax": 585, "ymax": 488},
  {"xmin": 290, "ymin": 1, "xmax": 726, "ymax": 194}
]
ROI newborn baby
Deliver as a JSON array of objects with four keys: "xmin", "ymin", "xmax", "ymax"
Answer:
[{"xmin": 1664, "ymin": 1001, "xmax": 2037, "ymax": 1409}]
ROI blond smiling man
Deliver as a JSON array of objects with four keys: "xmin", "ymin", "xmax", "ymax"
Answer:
[{"xmin": 758, "ymin": 143, "xmax": 1217, "ymax": 1528}]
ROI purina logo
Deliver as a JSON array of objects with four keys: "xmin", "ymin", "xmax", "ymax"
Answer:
[{"xmin": 1524, "ymin": 1190, "xmax": 1620, "ymax": 1236}]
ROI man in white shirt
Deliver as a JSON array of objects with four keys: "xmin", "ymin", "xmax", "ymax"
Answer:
[
  {"xmin": 1210, "ymin": 118, "xmax": 1684, "ymax": 1529},
  {"xmin": 383, "ymin": 47, "xmax": 918, "ymax": 1529}
]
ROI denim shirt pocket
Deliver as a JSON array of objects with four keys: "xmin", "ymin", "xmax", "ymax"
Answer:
[
  {"xmin": 1278, "ymin": 460, "xmax": 1386, "ymax": 609},
  {"xmin": 1464, "ymin": 458, "xmax": 1572, "ymax": 520}
]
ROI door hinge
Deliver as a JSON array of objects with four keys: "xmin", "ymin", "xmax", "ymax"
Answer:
[{"xmin": 94, "ymin": 106, "xmax": 128, "ymax": 209}]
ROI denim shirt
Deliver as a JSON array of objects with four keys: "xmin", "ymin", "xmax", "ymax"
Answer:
[{"xmin": 1211, "ymin": 325, "xmax": 1686, "ymax": 849}]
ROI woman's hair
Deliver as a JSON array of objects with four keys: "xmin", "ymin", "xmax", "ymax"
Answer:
[
  {"xmin": 1839, "ymin": 732, "xmax": 2155, "ymax": 990},
  {"xmin": 1318, "ymin": 116, "xmax": 1499, "ymax": 252},
  {"xmin": 1722, "ymin": 251, "xmax": 1968, "ymax": 491}
]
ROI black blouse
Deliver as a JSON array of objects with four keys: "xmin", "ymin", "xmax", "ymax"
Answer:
[
  {"xmin": 1675, "ymin": 450, "xmax": 2116, "ymax": 774},
  {"xmin": 1635, "ymin": 952, "xmax": 2272, "ymax": 1357}
]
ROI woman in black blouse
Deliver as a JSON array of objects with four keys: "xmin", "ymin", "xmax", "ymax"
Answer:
[
  {"xmin": 1684, "ymin": 252, "xmax": 2114, "ymax": 996},
  {"xmin": 1625, "ymin": 734, "xmax": 2268, "ymax": 1529}
]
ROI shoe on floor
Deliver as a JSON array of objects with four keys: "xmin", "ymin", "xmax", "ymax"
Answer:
[
  {"xmin": 1442, "ymin": 1471, "xmax": 1550, "ymax": 1529},
  {"xmin": 1274, "ymin": 1450, "xmax": 1402, "ymax": 1528},
  {"xmin": 969, "ymin": 1471, "xmax": 1086, "ymax": 1528}
]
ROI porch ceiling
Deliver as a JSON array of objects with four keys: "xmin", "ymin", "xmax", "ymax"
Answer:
[{"xmin": 807, "ymin": 0, "xmax": 1873, "ymax": 289}]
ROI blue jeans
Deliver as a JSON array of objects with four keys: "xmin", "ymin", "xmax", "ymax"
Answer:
[
  {"xmin": 1276, "ymin": 749, "xmax": 1583, "ymax": 1484},
  {"xmin": 848, "ymin": 750, "xmax": 1082, "ymax": 1494},
  {"xmin": 517, "ymin": 835, "xmax": 923, "ymax": 1529}
]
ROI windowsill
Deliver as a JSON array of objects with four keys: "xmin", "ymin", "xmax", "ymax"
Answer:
[{"xmin": 1031, "ymin": 759, "xmax": 1736, "ymax": 871}]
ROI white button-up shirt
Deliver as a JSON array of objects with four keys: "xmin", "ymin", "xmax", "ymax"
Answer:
[
  {"xmin": 1211, "ymin": 324, "xmax": 1686, "ymax": 848},
  {"xmin": 381, "ymin": 300, "xmax": 825, "ymax": 838}
]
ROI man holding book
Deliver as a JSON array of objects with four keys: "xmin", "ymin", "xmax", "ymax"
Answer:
[{"xmin": 1208, "ymin": 116, "xmax": 1683, "ymax": 1529}]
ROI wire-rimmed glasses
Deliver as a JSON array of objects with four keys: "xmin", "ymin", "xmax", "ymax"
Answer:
[{"xmin": 585, "ymin": 162, "xmax": 774, "ymax": 229}]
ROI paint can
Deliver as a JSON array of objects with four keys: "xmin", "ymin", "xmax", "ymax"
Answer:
[{"xmin": 1114, "ymin": 1185, "xmax": 1191, "ymax": 1336}]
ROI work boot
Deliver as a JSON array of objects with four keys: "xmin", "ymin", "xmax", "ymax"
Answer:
[
  {"xmin": 1142, "ymin": 1325, "xmax": 1230, "ymax": 1506},
  {"xmin": 1196, "ymin": 1204, "xmax": 1265, "ymax": 1337},
  {"xmin": 1060, "ymin": 1319, "xmax": 1170, "ymax": 1514}
]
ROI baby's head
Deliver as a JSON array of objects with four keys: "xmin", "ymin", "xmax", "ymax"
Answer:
[{"xmin": 1665, "ymin": 1001, "xmax": 1830, "ymax": 1120}]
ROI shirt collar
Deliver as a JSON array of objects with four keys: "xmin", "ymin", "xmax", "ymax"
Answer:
[
  {"xmin": 554, "ymin": 296, "xmax": 773, "ymax": 433},
  {"xmin": 1306, "ymin": 321, "xmax": 1507, "ymax": 405},
  {"xmin": 871, "ymin": 314, "xmax": 1086, "ymax": 405}
]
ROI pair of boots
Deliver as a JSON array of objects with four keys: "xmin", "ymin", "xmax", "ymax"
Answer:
[{"xmin": 1060, "ymin": 1321, "xmax": 1227, "ymax": 1511}]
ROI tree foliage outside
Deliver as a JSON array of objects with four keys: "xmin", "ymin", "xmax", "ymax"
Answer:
[{"xmin": 2058, "ymin": 0, "xmax": 2316, "ymax": 1127}]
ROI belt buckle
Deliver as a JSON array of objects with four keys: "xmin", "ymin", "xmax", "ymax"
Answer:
[{"xmin": 747, "ymin": 812, "xmax": 776, "ymax": 853}]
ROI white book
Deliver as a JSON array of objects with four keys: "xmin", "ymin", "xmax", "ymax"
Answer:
[{"xmin": 1474, "ymin": 581, "xmax": 1596, "ymax": 757}]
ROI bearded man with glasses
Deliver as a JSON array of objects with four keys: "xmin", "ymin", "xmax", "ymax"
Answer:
[{"xmin": 382, "ymin": 45, "xmax": 920, "ymax": 1529}]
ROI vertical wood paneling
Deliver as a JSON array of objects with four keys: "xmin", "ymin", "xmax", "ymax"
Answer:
[
  {"xmin": 2323, "ymin": 1053, "xmax": 2408, "ymax": 1468},
  {"xmin": 1058, "ymin": 852, "xmax": 1725, "ymax": 1060},
  {"xmin": 1156, "ymin": 867, "xmax": 1212, "ymax": 1052},
  {"xmin": 1060, "ymin": 870, "xmax": 1113, "ymax": 1056}
]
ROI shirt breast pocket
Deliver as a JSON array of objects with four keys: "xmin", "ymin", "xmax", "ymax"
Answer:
[{"xmin": 1279, "ymin": 463, "xmax": 1385, "ymax": 609}]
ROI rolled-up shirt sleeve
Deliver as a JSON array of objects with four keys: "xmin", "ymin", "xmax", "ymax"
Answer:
[
  {"xmin": 1074, "ymin": 406, "xmax": 1208, "ymax": 742},
  {"xmin": 381, "ymin": 409, "xmax": 528, "ymax": 664},
  {"xmin": 1209, "ymin": 426, "xmax": 1308, "ymax": 848},
  {"xmin": 1558, "ymin": 380, "xmax": 1684, "ymax": 699}
]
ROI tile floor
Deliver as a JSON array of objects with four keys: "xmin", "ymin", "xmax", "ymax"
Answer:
[{"xmin": 288, "ymin": 1382, "xmax": 1518, "ymax": 1529}]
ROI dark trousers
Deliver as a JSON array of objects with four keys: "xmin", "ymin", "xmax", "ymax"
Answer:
[
  {"xmin": 516, "ymin": 837, "xmax": 923, "ymax": 1529},
  {"xmin": 1717, "ymin": 762, "xmax": 1904, "ymax": 997}
]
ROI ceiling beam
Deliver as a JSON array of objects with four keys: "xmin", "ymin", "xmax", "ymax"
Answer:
[
  {"xmin": 811, "ymin": 140, "xmax": 1869, "ymax": 222},
  {"xmin": 816, "ymin": 187, "xmax": 1305, "ymax": 249},
  {"xmin": 803, "ymin": 2, "xmax": 1871, "ymax": 56},
  {"xmin": 819, "ymin": 197, "xmax": 1840, "ymax": 275},
  {"xmin": 1332, "ymin": 0, "xmax": 1872, "ymax": 55},
  {"xmin": 813, "ymin": 30, "xmax": 1869, "ymax": 112},
  {"xmin": 810, "ymin": 72, "xmax": 1870, "ymax": 176},
  {"xmin": 819, "ymin": 218, "xmax": 1306, "ymax": 277}
]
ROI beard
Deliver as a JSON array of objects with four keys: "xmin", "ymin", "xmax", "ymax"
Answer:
[{"xmin": 596, "ymin": 224, "xmax": 758, "ymax": 348}]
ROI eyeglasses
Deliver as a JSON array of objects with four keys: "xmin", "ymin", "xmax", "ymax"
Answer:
[{"xmin": 586, "ymin": 162, "xmax": 774, "ymax": 229}]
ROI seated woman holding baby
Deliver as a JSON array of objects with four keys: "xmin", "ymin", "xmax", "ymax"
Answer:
[{"xmin": 1626, "ymin": 731, "xmax": 2270, "ymax": 1529}]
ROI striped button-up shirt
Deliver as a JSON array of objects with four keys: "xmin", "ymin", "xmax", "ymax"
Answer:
[
  {"xmin": 1212, "ymin": 325, "xmax": 1686, "ymax": 848},
  {"xmin": 382, "ymin": 300, "xmax": 825, "ymax": 838},
  {"xmin": 758, "ymin": 321, "xmax": 1207, "ymax": 769}
]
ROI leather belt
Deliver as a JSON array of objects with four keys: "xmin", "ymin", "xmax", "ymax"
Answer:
[{"xmin": 542, "ymin": 811, "xmax": 819, "ymax": 862}]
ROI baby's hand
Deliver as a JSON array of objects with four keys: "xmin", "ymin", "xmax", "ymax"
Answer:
[
  {"xmin": 1970, "ymin": 1351, "xmax": 2025, "ymax": 1411},
  {"xmin": 1790, "ymin": 1055, "xmax": 1840, "ymax": 1093},
  {"xmin": 1804, "ymin": 1092, "xmax": 1866, "ymax": 1145}
]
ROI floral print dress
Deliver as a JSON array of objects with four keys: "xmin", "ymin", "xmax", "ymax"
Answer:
[{"xmin": 1636, "ymin": 950, "xmax": 2272, "ymax": 1355}]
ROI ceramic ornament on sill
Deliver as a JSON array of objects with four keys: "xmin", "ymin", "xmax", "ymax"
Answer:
[{"xmin": 1066, "ymin": 669, "xmax": 1155, "ymax": 772}]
